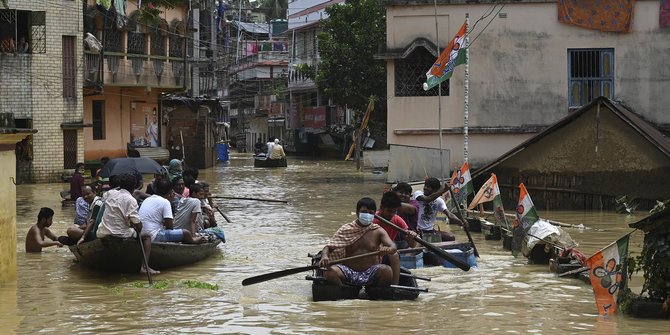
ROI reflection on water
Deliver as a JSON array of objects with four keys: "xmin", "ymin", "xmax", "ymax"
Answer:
[{"xmin": 3, "ymin": 154, "xmax": 668, "ymax": 334}]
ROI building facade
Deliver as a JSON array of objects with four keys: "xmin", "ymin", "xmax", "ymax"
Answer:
[
  {"xmin": 1, "ymin": 0, "xmax": 83, "ymax": 182},
  {"xmin": 380, "ymin": 0, "xmax": 670, "ymax": 180}
]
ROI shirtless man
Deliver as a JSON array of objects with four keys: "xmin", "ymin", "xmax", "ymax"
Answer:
[
  {"xmin": 25, "ymin": 207, "xmax": 62, "ymax": 252},
  {"xmin": 318, "ymin": 197, "xmax": 398, "ymax": 287}
]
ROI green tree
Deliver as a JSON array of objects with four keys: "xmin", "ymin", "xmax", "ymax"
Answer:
[
  {"xmin": 257, "ymin": 0, "xmax": 288, "ymax": 22},
  {"xmin": 317, "ymin": 0, "xmax": 386, "ymax": 112}
]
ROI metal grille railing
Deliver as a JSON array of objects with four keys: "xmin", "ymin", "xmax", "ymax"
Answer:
[
  {"xmin": 568, "ymin": 48, "xmax": 614, "ymax": 107},
  {"xmin": 395, "ymin": 47, "xmax": 448, "ymax": 97}
]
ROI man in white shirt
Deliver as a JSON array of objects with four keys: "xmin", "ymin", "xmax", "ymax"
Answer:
[
  {"xmin": 97, "ymin": 173, "xmax": 159, "ymax": 275},
  {"xmin": 139, "ymin": 179, "xmax": 205, "ymax": 244},
  {"xmin": 270, "ymin": 138, "xmax": 286, "ymax": 160},
  {"xmin": 411, "ymin": 177, "xmax": 463, "ymax": 241}
]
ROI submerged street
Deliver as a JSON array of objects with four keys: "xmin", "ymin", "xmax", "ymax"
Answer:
[{"xmin": 0, "ymin": 155, "xmax": 667, "ymax": 334}]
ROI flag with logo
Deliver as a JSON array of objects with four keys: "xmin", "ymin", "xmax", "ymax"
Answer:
[
  {"xmin": 423, "ymin": 21, "xmax": 467, "ymax": 91},
  {"xmin": 512, "ymin": 183, "xmax": 539, "ymax": 255},
  {"xmin": 450, "ymin": 161, "xmax": 473, "ymax": 207},
  {"xmin": 468, "ymin": 173, "xmax": 510, "ymax": 229},
  {"xmin": 586, "ymin": 234, "xmax": 630, "ymax": 315}
]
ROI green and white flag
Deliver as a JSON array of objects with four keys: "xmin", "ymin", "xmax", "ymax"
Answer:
[{"xmin": 423, "ymin": 21, "xmax": 467, "ymax": 91}]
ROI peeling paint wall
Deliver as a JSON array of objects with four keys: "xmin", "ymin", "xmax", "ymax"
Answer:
[{"xmin": 385, "ymin": 1, "xmax": 670, "ymax": 171}]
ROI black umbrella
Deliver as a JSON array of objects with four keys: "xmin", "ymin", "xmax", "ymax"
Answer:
[{"xmin": 100, "ymin": 157, "xmax": 165, "ymax": 178}]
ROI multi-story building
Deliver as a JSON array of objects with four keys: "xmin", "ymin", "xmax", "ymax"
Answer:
[
  {"xmin": 82, "ymin": 0, "xmax": 189, "ymax": 164},
  {"xmin": 0, "ymin": 0, "xmax": 83, "ymax": 182},
  {"xmin": 380, "ymin": 0, "xmax": 670, "ymax": 182},
  {"xmin": 286, "ymin": 0, "xmax": 348, "ymax": 156},
  {"xmin": 224, "ymin": 19, "xmax": 289, "ymax": 152}
]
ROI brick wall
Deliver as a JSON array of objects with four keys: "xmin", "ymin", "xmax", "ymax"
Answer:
[{"xmin": 0, "ymin": 1, "xmax": 84, "ymax": 182}]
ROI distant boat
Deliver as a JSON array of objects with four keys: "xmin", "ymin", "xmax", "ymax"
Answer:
[
  {"xmin": 253, "ymin": 155, "xmax": 287, "ymax": 168},
  {"xmin": 68, "ymin": 236, "xmax": 221, "ymax": 273}
]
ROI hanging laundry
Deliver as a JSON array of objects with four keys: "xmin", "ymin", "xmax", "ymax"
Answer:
[
  {"xmin": 557, "ymin": 0, "xmax": 635, "ymax": 33},
  {"xmin": 661, "ymin": 0, "xmax": 670, "ymax": 27}
]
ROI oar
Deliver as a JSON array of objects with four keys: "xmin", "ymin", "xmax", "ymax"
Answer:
[
  {"xmin": 374, "ymin": 214, "xmax": 470, "ymax": 271},
  {"xmin": 136, "ymin": 233, "xmax": 153, "ymax": 286},
  {"xmin": 242, "ymin": 246, "xmax": 426, "ymax": 286},
  {"xmin": 448, "ymin": 188, "xmax": 480, "ymax": 258},
  {"xmin": 215, "ymin": 207, "xmax": 232, "ymax": 223},
  {"xmin": 211, "ymin": 196, "xmax": 288, "ymax": 204},
  {"xmin": 242, "ymin": 249, "xmax": 385, "ymax": 286},
  {"xmin": 558, "ymin": 266, "xmax": 589, "ymax": 277}
]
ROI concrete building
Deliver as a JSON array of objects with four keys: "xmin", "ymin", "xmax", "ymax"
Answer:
[
  {"xmin": 82, "ymin": 1, "xmax": 190, "ymax": 164},
  {"xmin": 379, "ymin": 0, "xmax": 670, "ymax": 182},
  {"xmin": 0, "ymin": 0, "xmax": 83, "ymax": 182}
]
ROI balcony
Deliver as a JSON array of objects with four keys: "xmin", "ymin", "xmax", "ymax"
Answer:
[
  {"xmin": 229, "ymin": 51, "xmax": 289, "ymax": 77},
  {"xmin": 288, "ymin": 59, "xmax": 318, "ymax": 91},
  {"xmin": 84, "ymin": 50, "xmax": 189, "ymax": 89}
]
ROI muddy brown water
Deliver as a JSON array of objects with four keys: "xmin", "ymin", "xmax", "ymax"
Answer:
[{"xmin": 0, "ymin": 155, "xmax": 667, "ymax": 334}]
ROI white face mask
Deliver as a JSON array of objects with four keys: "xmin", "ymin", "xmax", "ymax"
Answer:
[{"xmin": 358, "ymin": 212, "xmax": 375, "ymax": 226}]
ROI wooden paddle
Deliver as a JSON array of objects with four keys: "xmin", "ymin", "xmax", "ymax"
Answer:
[
  {"xmin": 241, "ymin": 246, "xmax": 426, "ymax": 286},
  {"xmin": 215, "ymin": 207, "xmax": 232, "ymax": 223},
  {"xmin": 136, "ymin": 233, "xmax": 153, "ymax": 286},
  {"xmin": 448, "ymin": 188, "xmax": 480, "ymax": 258},
  {"xmin": 211, "ymin": 196, "xmax": 288, "ymax": 204},
  {"xmin": 374, "ymin": 214, "xmax": 471, "ymax": 271}
]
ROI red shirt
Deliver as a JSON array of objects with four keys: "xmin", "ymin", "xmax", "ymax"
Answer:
[{"xmin": 373, "ymin": 213, "xmax": 409, "ymax": 241}]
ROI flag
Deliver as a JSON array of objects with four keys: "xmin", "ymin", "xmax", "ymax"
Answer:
[
  {"xmin": 585, "ymin": 234, "xmax": 630, "ymax": 315},
  {"xmin": 511, "ymin": 183, "xmax": 539, "ymax": 256},
  {"xmin": 468, "ymin": 173, "xmax": 510, "ymax": 229},
  {"xmin": 423, "ymin": 21, "xmax": 467, "ymax": 91},
  {"xmin": 450, "ymin": 161, "xmax": 473, "ymax": 206}
]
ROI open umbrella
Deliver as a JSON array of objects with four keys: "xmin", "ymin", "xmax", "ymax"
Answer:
[{"xmin": 100, "ymin": 157, "xmax": 165, "ymax": 178}]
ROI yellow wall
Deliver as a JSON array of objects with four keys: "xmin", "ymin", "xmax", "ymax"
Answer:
[
  {"xmin": 83, "ymin": 87, "xmax": 162, "ymax": 160},
  {"xmin": 0, "ymin": 149, "xmax": 17, "ymax": 282}
]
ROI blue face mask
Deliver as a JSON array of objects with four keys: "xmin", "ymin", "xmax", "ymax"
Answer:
[{"xmin": 358, "ymin": 212, "xmax": 375, "ymax": 226}]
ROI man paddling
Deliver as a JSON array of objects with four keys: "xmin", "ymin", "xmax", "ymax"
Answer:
[{"xmin": 318, "ymin": 197, "xmax": 399, "ymax": 287}]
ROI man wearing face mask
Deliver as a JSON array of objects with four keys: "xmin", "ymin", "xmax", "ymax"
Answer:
[{"xmin": 318, "ymin": 197, "xmax": 399, "ymax": 287}]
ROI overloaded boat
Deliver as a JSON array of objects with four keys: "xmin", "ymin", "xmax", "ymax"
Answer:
[
  {"xmin": 306, "ymin": 251, "xmax": 426, "ymax": 301},
  {"xmin": 68, "ymin": 236, "xmax": 221, "ymax": 273}
]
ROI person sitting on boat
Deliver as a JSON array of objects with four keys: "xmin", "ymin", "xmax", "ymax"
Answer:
[
  {"xmin": 166, "ymin": 159, "xmax": 183, "ymax": 182},
  {"xmin": 318, "ymin": 197, "xmax": 399, "ymax": 287},
  {"xmin": 139, "ymin": 179, "xmax": 206, "ymax": 244},
  {"xmin": 198, "ymin": 181, "xmax": 216, "ymax": 228},
  {"xmin": 96, "ymin": 173, "xmax": 159, "ymax": 275},
  {"xmin": 65, "ymin": 185, "xmax": 100, "ymax": 241},
  {"xmin": 25, "ymin": 207, "xmax": 62, "ymax": 252},
  {"xmin": 173, "ymin": 183, "xmax": 206, "ymax": 235},
  {"xmin": 95, "ymin": 157, "xmax": 110, "ymax": 194},
  {"xmin": 170, "ymin": 176, "xmax": 185, "ymax": 213},
  {"xmin": 412, "ymin": 177, "xmax": 463, "ymax": 242},
  {"xmin": 269, "ymin": 138, "xmax": 286, "ymax": 160},
  {"xmin": 374, "ymin": 191, "xmax": 418, "ymax": 251},
  {"xmin": 266, "ymin": 137, "xmax": 276, "ymax": 157},
  {"xmin": 254, "ymin": 137, "xmax": 266, "ymax": 155},
  {"xmin": 393, "ymin": 182, "xmax": 420, "ymax": 232}
]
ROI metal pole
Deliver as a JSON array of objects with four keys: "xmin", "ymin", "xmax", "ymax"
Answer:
[
  {"xmin": 433, "ymin": 0, "xmax": 443, "ymax": 180},
  {"xmin": 464, "ymin": 13, "xmax": 470, "ymax": 163},
  {"xmin": 236, "ymin": 0, "xmax": 242, "ymax": 63}
]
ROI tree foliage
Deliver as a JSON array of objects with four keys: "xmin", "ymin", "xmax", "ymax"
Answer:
[{"xmin": 317, "ymin": 0, "xmax": 386, "ymax": 112}]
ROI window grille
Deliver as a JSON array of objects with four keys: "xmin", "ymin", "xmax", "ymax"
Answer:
[
  {"xmin": 568, "ymin": 48, "xmax": 614, "ymax": 107},
  {"xmin": 169, "ymin": 35, "xmax": 184, "ymax": 58},
  {"xmin": 30, "ymin": 11, "xmax": 46, "ymax": 53},
  {"xmin": 62, "ymin": 36, "xmax": 76, "ymax": 99},
  {"xmin": 127, "ymin": 31, "xmax": 146, "ymax": 55},
  {"xmin": 104, "ymin": 28, "xmax": 123, "ymax": 53},
  {"xmin": 395, "ymin": 47, "xmax": 448, "ymax": 97},
  {"xmin": 150, "ymin": 29, "xmax": 165, "ymax": 56}
]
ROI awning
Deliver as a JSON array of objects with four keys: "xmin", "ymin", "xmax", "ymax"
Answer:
[{"xmin": 60, "ymin": 121, "xmax": 92, "ymax": 129}]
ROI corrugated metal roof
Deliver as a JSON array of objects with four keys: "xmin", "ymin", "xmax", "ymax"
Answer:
[
  {"xmin": 472, "ymin": 97, "xmax": 670, "ymax": 179},
  {"xmin": 233, "ymin": 21, "xmax": 270, "ymax": 35}
]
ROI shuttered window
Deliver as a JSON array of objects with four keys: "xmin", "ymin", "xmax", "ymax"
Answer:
[
  {"xmin": 62, "ymin": 36, "xmax": 76, "ymax": 99},
  {"xmin": 92, "ymin": 101, "xmax": 105, "ymax": 140}
]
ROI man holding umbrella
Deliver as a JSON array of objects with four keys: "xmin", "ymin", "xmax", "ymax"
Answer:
[{"xmin": 96, "ymin": 173, "xmax": 159, "ymax": 275}]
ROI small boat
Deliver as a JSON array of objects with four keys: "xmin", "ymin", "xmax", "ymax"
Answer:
[
  {"xmin": 253, "ymin": 155, "xmax": 287, "ymax": 168},
  {"xmin": 400, "ymin": 241, "xmax": 478, "ymax": 269},
  {"xmin": 306, "ymin": 252, "xmax": 425, "ymax": 301},
  {"xmin": 68, "ymin": 236, "xmax": 221, "ymax": 273}
]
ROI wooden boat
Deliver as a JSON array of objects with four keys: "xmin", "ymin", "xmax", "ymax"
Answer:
[
  {"xmin": 68, "ymin": 236, "xmax": 221, "ymax": 273},
  {"xmin": 253, "ymin": 155, "xmax": 287, "ymax": 168},
  {"xmin": 306, "ymin": 252, "xmax": 424, "ymax": 301},
  {"xmin": 401, "ymin": 241, "xmax": 478, "ymax": 269}
]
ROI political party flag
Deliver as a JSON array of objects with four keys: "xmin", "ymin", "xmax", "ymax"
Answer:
[
  {"xmin": 450, "ymin": 161, "xmax": 473, "ymax": 206},
  {"xmin": 423, "ymin": 21, "xmax": 467, "ymax": 91},
  {"xmin": 511, "ymin": 183, "xmax": 539, "ymax": 256},
  {"xmin": 468, "ymin": 174, "xmax": 509, "ymax": 229},
  {"xmin": 586, "ymin": 234, "xmax": 630, "ymax": 315}
]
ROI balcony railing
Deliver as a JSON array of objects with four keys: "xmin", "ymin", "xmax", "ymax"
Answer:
[
  {"xmin": 83, "ymin": 50, "xmax": 189, "ymax": 88},
  {"xmin": 229, "ymin": 51, "xmax": 289, "ymax": 74}
]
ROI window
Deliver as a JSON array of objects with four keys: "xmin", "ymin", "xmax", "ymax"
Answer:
[
  {"xmin": 0, "ymin": 10, "xmax": 46, "ymax": 54},
  {"xmin": 92, "ymin": 101, "xmax": 105, "ymax": 140},
  {"xmin": 568, "ymin": 48, "xmax": 614, "ymax": 107},
  {"xmin": 62, "ymin": 36, "xmax": 76, "ymax": 99},
  {"xmin": 395, "ymin": 47, "xmax": 449, "ymax": 97}
]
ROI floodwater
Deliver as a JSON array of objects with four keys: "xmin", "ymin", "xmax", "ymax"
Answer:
[{"xmin": 0, "ymin": 155, "xmax": 667, "ymax": 334}]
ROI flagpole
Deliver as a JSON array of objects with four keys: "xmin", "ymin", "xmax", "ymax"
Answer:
[
  {"xmin": 433, "ymin": 0, "xmax": 444, "ymax": 180},
  {"xmin": 464, "ymin": 13, "xmax": 470, "ymax": 163}
]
